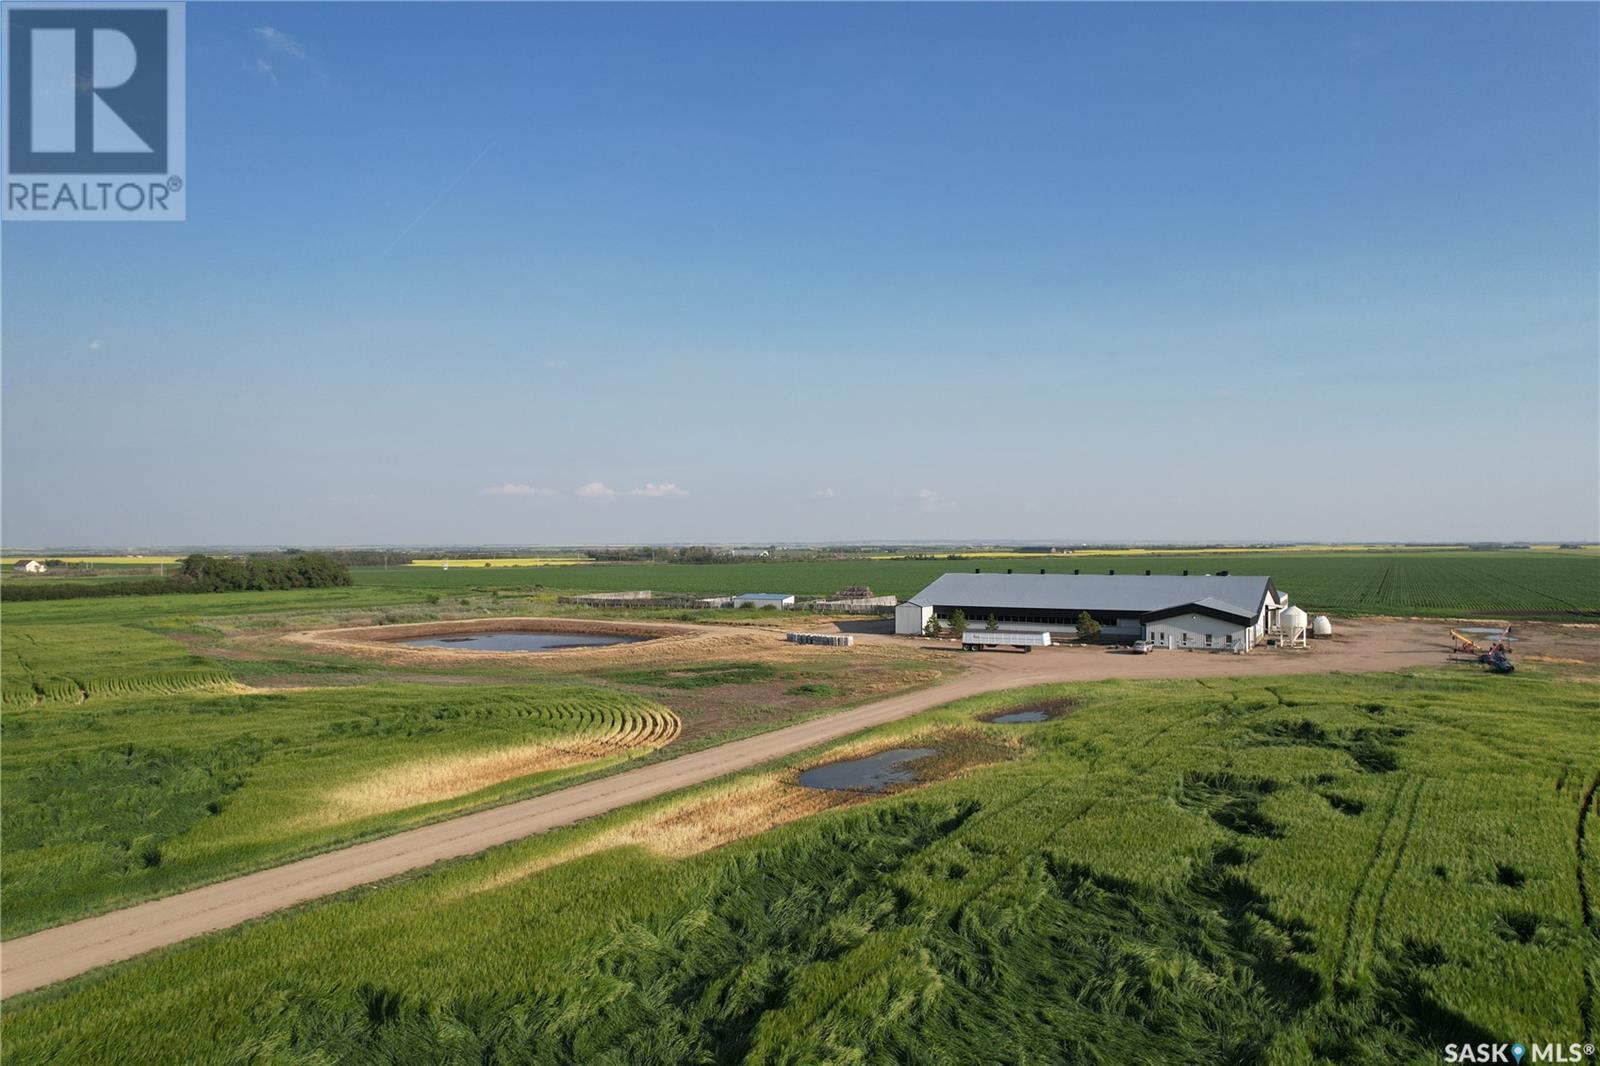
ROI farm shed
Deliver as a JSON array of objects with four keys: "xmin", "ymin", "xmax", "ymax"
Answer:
[
  {"xmin": 12, "ymin": 559, "xmax": 46, "ymax": 573},
  {"xmin": 733, "ymin": 593, "xmax": 795, "ymax": 609},
  {"xmin": 896, "ymin": 601, "xmax": 932, "ymax": 634},
  {"xmin": 898, "ymin": 572, "xmax": 1283, "ymax": 652}
]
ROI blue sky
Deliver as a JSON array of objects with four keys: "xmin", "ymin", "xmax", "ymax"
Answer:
[{"xmin": 4, "ymin": 2, "xmax": 1596, "ymax": 546}]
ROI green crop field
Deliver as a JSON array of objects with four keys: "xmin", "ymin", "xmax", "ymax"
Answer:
[
  {"xmin": 1, "ymin": 679, "xmax": 680, "ymax": 938},
  {"xmin": 352, "ymin": 549, "xmax": 1600, "ymax": 621},
  {"xmin": 3, "ymin": 667, "xmax": 1594, "ymax": 1064},
  {"xmin": 0, "ymin": 587, "xmax": 939, "ymax": 938},
  {"xmin": 0, "ymin": 587, "xmax": 689, "ymax": 936}
]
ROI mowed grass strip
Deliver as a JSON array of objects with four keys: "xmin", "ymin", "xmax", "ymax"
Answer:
[{"xmin": 2, "ymin": 668, "xmax": 1593, "ymax": 1064}]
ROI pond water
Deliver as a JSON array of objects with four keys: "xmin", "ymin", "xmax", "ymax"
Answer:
[
  {"xmin": 989, "ymin": 709, "xmax": 1051, "ymax": 723},
  {"xmin": 399, "ymin": 631, "xmax": 645, "ymax": 652},
  {"xmin": 798, "ymin": 747, "xmax": 937, "ymax": 792}
]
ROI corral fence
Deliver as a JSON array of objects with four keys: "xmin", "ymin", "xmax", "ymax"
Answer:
[
  {"xmin": 796, "ymin": 597, "xmax": 897, "ymax": 614},
  {"xmin": 559, "ymin": 594, "xmax": 720, "ymax": 609}
]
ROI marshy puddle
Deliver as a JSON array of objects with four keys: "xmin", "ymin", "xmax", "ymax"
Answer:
[
  {"xmin": 798, "ymin": 748, "xmax": 937, "ymax": 793},
  {"xmin": 984, "ymin": 698, "xmax": 1076, "ymax": 725},
  {"xmin": 989, "ymin": 709, "xmax": 1051, "ymax": 723},
  {"xmin": 399, "ymin": 631, "xmax": 645, "ymax": 652}
]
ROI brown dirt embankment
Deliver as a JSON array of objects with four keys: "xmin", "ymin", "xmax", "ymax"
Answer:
[{"xmin": 281, "ymin": 616, "xmax": 784, "ymax": 670}]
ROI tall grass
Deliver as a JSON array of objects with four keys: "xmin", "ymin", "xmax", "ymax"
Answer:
[
  {"xmin": 1, "ymin": 683, "xmax": 676, "ymax": 937},
  {"xmin": 3, "ymin": 668, "xmax": 1593, "ymax": 1063}
]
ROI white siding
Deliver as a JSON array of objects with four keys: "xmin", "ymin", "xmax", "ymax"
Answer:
[
  {"xmin": 895, "ymin": 602, "xmax": 932, "ymax": 635},
  {"xmin": 1143, "ymin": 613, "xmax": 1251, "ymax": 651}
]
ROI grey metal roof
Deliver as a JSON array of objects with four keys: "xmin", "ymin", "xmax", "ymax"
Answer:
[
  {"xmin": 734, "ymin": 592, "xmax": 794, "ymax": 600},
  {"xmin": 906, "ymin": 572, "xmax": 1275, "ymax": 620}
]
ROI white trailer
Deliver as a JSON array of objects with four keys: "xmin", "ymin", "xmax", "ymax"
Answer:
[{"xmin": 960, "ymin": 630, "xmax": 1051, "ymax": 653}]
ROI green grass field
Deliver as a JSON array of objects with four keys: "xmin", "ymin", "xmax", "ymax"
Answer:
[
  {"xmin": 1, "ymin": 679, "xmax": 680, "ymax": 938},
  {"xmin": 4, "ymin": 667, "xmax": 1594, "ymax": 1063},
  {"xmin": 0, "ymin": 588, "xmax": 936, "ymax": 937},
  {"xmin": 352, "ymin": 549, "xmax": 1600, "ymax": 621}
]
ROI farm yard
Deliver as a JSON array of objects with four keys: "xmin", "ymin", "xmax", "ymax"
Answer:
[{"xmin": 2, "ymin": 665, "xmax": 1595, "ymax": 1063}]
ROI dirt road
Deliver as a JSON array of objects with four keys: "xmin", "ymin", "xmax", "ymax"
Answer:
[{"xmin": 0, "ymin": 618, "xmax": 1556, "ymax": 998}]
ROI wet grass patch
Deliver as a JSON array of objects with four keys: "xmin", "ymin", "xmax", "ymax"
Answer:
[{"xmin": 980, "ymin": 696, "xmax": 1078, "ymax": 724}]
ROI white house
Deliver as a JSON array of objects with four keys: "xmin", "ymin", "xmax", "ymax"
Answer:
[
  {"xmin": 733, "ymin": 592, "xmax": 795, "ymax": 609},
  {"xmin": 897, "ymin": 571, "xmax": 1285, "ymax": 652},
  {"xmin": 12, "ymin": 559, "xmax": 47, "ymax": 574}
]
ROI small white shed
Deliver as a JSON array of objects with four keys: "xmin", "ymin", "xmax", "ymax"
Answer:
[
  {"xmin": 733, "ymin": 593, "xmax": 795, "ymax": 609},
  {"xmin": 895, "ymin": 601, "xmax": 932, "ymax": 635}
]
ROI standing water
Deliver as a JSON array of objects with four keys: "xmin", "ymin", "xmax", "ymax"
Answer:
[
  {"xmin": 399, "ymin": 631, "xmax": 644, "ymax": 652},
  {"xmin": 798, "ymin": 748, "xmax": 937, "ymax": 792},
  {"xmin": 989, "ymin": 709, "xmax": 1051, "ymax": 723}
]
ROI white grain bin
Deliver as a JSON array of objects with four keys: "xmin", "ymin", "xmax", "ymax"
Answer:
[
  {"xmin": 1280, "ymin": 605, "xmax": 1308, "ymax": 647},
  {"xmin": 1312, "ymin": 614, "xmax": 1333, "ymax": 638}
]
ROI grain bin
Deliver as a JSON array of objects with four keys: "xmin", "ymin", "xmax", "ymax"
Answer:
[
  {"xmin": 1281, "ymin": 605, "xmax": 1308, "ymax": 647},
  {"xmin": 1312, "ymin": 614, "xmax": 1333, "ymax": 638}
]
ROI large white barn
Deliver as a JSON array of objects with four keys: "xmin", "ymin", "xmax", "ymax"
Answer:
[{"xmin": 895, "ymin": 571, "xmax": 1285, "ymax": 652}]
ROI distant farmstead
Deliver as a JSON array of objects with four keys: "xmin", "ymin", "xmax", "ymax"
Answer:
[
  {"xmin": 12, "ymin": 559, "xmax": 47, "ymax": 574},
  {"xmin": 896, "ymin": 571, "xmax": 1288, "ymax": 652}
]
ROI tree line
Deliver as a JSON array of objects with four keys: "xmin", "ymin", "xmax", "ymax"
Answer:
[{"xmin": 1, "ymin": 553, "xmax": 352, "ymax": 601}]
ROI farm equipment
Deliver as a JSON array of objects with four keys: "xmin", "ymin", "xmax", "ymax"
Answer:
[
  {"xmin": 1482, "ymin": 650, "xmax": 1515, "ymax": 674},
  {"xmin": 1448, "ymin": 626, "xmax": 1515, "ymax": 673}
]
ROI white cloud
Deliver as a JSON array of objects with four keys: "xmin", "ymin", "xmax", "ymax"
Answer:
[
  {"xmin": 254, "ymin": 26, "xmax": 310, "ymax": 61},
  {"xmin": 575, "ymin": 481, "xmax": 617, "ymax": 500},
  {"xmin": 483, "ymin": 483, "xmax": 552, "ymax": 497},
  {"xmin": 250, "ymin": 26, "xmax": 325, "ymax": 85},
  {"xmin": 915, "ymin": 488, "xmax": 954, "ymax": 512},
  {"xmin": 629, "ymin": 482, "xmax": 688, "ymax": 498},
  {"xmin": 87, "ymin": 338, "xmax": 102, "ymax": 351},
  {"xmin": 813, "ymin": 487, "xmax": 836, "ymax": 499}
]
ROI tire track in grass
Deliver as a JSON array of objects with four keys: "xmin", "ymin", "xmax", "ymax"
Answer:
[
  {"xmin": 1576, "ymin": 769, "xmax": 1599, "ymax": 1050},
  {"xmin": 1335, "ymin": 776, "xmax": 1409, "ymax": 987},
  {"xmin": 1368, "ymin": 778, "xmax": 1424, "ymax": 968},
  {"xmin": 793, "ymin": 707, "xmax": 1197, "ymax": 1038}
]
